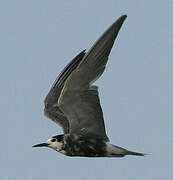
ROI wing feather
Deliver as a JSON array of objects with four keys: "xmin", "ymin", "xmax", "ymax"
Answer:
[
  {"xmin": 44, "ymin": 50, "xmax": 86, "ymax": 133},
  {"xmin": 58, "ymin": 15, "xmax": 127, "ymax": 140}
]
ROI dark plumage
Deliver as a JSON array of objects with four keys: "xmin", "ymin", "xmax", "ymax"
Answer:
[{"xmin": 33, "ymin": 15, "xmax": 145, "ymax": 158}]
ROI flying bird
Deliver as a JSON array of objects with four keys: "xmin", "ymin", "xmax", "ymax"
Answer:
[{"xmin": 33, "ymin": 15, "xmax": 145, "ymax": 157}]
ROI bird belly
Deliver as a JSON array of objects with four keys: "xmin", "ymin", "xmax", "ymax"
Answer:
[{"xmin": 64, "ymin": 135, "xmax": 107, "ymax": 157}]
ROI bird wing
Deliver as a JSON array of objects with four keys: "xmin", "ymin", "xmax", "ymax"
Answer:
[
  {"xmin": 58, "ymin": 15, "xmax": 127, "ymax": 141},
  {"xmin": 44, "ymin": 50, "xmax": 86, "ymax": 133}
]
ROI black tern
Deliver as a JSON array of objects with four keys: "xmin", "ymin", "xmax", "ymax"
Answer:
[{"xmin": 33, "ymin": 15, "xmax": 145, "ymax": 157}]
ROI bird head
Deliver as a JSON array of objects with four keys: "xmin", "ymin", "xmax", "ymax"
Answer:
[{"xmin": 32, "ymin": 134, "xmax": 66, "ymax": 154}]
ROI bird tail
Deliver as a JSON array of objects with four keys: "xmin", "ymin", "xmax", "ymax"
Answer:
[
  {"xmin": 106, "ymin": 143, "xmax": 147, "ymax": 157},
  {"xmin": 125, "ymin": 150, "xmax": 146, "ymax": 156}
]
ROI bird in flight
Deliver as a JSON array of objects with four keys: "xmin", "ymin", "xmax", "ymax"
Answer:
[{"xmin": 33, "ymin": 15, "xmax": 145, "ymax": 157}]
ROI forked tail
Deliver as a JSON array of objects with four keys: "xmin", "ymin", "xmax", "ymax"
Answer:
[
  {"xmin": 125, "ymin": 150, "xmax": 146, "ymax": 156},
  {"xmin": 106, "ymin": 143, "xmax": 146, "ymax": 157}
]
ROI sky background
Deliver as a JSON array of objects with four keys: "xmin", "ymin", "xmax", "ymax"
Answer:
[{"xmin": 1, "ymin": 0, "xmax": 173, "ymax": 180}]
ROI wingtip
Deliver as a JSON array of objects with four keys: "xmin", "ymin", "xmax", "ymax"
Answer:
[
  {"xmin": 122, "ymin": 14, "xmax": 127, "ymax": 18},
  {"xmin": 118, "ymin": 15, "xmax": 127, "ymax": 22},
  {"xmin": 109, "ymin": 15, "xmax": 127, "ymax": 31}
]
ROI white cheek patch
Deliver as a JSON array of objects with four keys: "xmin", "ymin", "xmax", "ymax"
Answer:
[
  {"xmin": 52, "ymin": 142, "xmax": 62, "ymax": 150},
  {"xmin": 46, "ymin": 138, "xmax": 66, "ymax": 155}
]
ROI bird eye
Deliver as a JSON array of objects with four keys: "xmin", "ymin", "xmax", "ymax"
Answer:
[{"xmin": 51, "ymin": 139, "xmax": 56, "ymax": 142}]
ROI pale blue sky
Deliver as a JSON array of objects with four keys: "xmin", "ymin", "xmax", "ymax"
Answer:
[{"xmin": 1, "ymin": 0, "xmax": 173, "ymax": 180}]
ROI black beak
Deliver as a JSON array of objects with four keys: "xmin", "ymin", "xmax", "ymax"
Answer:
[{"xmin": 32, "ymin": 143, "xmax": 49, "ymax": 147}]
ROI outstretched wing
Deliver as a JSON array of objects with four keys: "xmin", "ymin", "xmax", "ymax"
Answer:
[
  {"xmin": 44, "ymin": 50, "xmax": 86, "ymax": 133},
  {"xmin": 58, "ymin": 15, "xmax": 127, "ymax": 141}
]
